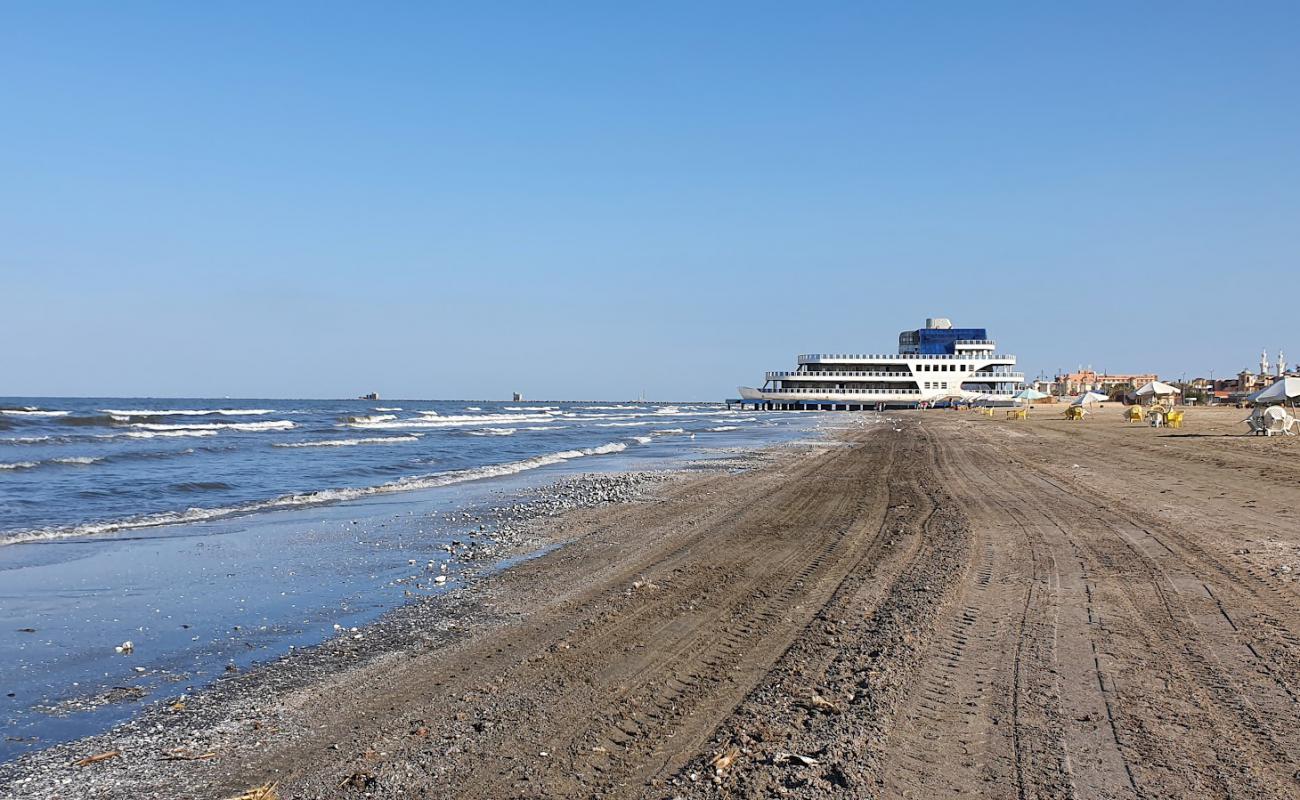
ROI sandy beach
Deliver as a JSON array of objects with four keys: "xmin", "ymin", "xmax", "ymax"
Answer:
[{"xmin": 6, "ymin": 406, "xmax": 1300, "ymax": 799}]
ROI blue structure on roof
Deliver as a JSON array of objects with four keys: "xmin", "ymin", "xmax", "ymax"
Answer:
[
  {"xmin": 916, "ymin": 327, "xmax": 988, "ymax": 354},
  {"xmin": 897, "ymin": 320, "xmax": 989, "ymax": 355}
]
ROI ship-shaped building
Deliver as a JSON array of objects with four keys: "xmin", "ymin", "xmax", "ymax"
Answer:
[{"xmin": 736, "ymin": 318, "xmax": 1023, "ymax": 410}]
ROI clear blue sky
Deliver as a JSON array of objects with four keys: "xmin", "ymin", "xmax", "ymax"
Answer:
[{"xmin": 3, "ymin": 2, "xmax": 1297, "ymax": 399}]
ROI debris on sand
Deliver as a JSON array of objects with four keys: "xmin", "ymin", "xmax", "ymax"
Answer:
[
  {"xmin": 73, "ymin": 750, "xmax": 120, "ymax": 767},
  {"xmin": 801, "ymin": 693, "xmax": 841, "ymax": 714},
  {"xmin": 224, "ymin": 783, "xmax": 279, "ymax": 800},
  {"xmin": 710, "ymin": 746, "xmax": 740, "ymax": 774},
  {"xmin": 771, "ymin": 751, "xmax": 820, "ymax": 767},
  {"xmin": 114, "ymin": 641, "xmax": 134, "ymax": 654}
]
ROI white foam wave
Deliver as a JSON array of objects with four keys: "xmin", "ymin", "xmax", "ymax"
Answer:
[
  {"xmin": 344, "ymin": 414, "xmax": 396, "ymax": 424},
  {"xmin": 100, "ymin": 408, "xmax": 275, "ymax": 417},
  {"xmin": 631, "ymin": 435, "xmax": 653, "ymax": 444},
  {"xmin": 708, "ymin": 426, "xmax": 741, "ymax": 432},
  {"xmin": 373, "ymin": 407, "xmax": 402, "ymax": 412},
  {"xmin": 274, "ymin": 435, "xmax": 421, "ymax": 448},
  {"xmin": 52, "ymin": 456, "xmax": 103, "ymax": 465},
  {"xmin": 0, "ymin": 441, "xmax": 635, "ymax": 546},
  {"xmin": 351, "ymin": 413, "xmax": 556, "ymax": 429},
  {"xmin": 0, "ymin": 461, "xmax": 38, "ymax": 470},
  {"xmin": 124, "ymin": 430, "xmax": 219, "ymax": 439},
  {"xmin": 468, "ymin": 428, "xmax": 516, "ymax": 436},
  {"xmin": 0, "ymin": 409, "xmax": 69, "ymax": 417},
  {"xmin": 0, "ymin": 436, "xmax": 52, "ymax": 445},
  {"xmin": 129, "ymin": 420, "xmax": 295, "ymax": 432},
  {"xmin": 652, "ymin": 428, "xmax": 686, "ymax": 435}
]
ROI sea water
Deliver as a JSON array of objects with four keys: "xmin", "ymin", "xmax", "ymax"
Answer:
[{"xmin": 0, "ymin": 398, "xmax": 819, "ymax": 760}]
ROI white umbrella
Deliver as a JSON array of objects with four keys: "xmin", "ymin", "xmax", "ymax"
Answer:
[
  {"xmin": 1134, "ymin": 380, "xmax": 1181, "ymax": 397},
  {"xmin": 1249, "ymin": 377, "xmax": 1300, "ymax": 405},
  {"xmin": 1072, "ymin": 391, "xmax": 1108, "ymax": 406},
  {"xmin": 1014, "ymin": 388, "xmax": 1049, "ymax": 404}
]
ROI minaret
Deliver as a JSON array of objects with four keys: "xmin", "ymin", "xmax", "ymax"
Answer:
[
  {"xmin": 1279, "ymin": 350, "xmax": 1287, "ymax": 377},
  {"xmin": 1261, "ymin": 348, "xmax": 1270, "ymax": 378}
]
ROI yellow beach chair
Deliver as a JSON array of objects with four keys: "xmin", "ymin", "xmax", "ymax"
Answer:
[
  {"xmin": 1125, "ymin": 406, "xmax": 1144, "ymax": 423},
  {"xmin": 1064, "ymin": 406, "xmax": 1085, "ymax": 421}
]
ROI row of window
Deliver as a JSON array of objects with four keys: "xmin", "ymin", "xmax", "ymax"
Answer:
[
  {"xmin": 917, "ymin": 363, "xmax": 966, "ymax": 372},
  {"xmin": 923, "ymin": 381, "xmax": 951, "ymax": 390}
]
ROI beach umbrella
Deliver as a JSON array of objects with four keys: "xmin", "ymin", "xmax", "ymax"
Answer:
[
  {"xmin": 1072, "ymin": 391, "xmax": 1108, "ymax": 406},
  {"xmin": 1013, "ymin": 388, "xmax": 1049, "ymax": 404},
  {"xmin": 1248, "ymin": 377, "xmax": 1300, "ymax": 405},
  {"xmin": 1134, "ymin": 380, "xmax": 1181, "ymax": 397}
]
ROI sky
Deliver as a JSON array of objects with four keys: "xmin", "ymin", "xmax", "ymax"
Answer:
[{"xmin": 2, "ymin": 2, "xmax": 1298, "ymax": 400}]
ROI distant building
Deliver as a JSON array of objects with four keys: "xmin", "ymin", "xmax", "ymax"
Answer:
[{"xmin": 1054, "ymin": 370, "xmax": 1159, "ymax": 396}]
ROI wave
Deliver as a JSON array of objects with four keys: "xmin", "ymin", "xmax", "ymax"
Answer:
[
  {"xmin": 652, "ymin": 428, "xmax": 686, "ymax": 435},
  {"xmin": 342, "ymin": 414, "xmax": 396, "ymax": 424},
  {"xmin": 0, "ymin": 408, "xmax": 69, "ymax": 417},
  {"xmin": 0, "ymin": 441, "xmax": 637, "ymax": 546},
  {"xmin": 0, "ymin": 436, "xmax": 52, "ymax": 445},
  {"xmin": 274, "ymin": 436, "xmax": 421, "ymax": 448},
  {"xmin": 125, "ymin": 430, "xmax": 219, "ymax": 439},
  {"xmin": 468, "ymin": 428, "xmax": 516, "ymax": 436},
  {"xmin": 51, "ymin": 456, "xmax": 103, "ymax": 465},
  {"xmin": 100, "ymin": 408, "xmax": 275, "ymax": 417},
  {"xmin": 373, "ymin": 407, "xmax": 402, "ymax": 412},
  {"xmin": 707, "ymin": 426, "xmax": 741, "ymax": 432},
  {"xmin": 350, "ymin": 413, "xmax": 557, "ymax": 430},
  {"xmin": 0, "ymin": 455, "xmax": 105, "ymax": 471},
  {"xmin": 631, "ymin": 435, "xmax": 653, "ymax": 444},
  {"xmin": 464, "ymin": 407, "xmax": 481, "ymax": 411},
  {"xmin": 129, "ymin": 420, "xmax": 295, "ymax": 432}
]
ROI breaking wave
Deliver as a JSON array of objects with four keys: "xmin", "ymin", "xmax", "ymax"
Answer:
[
  {"xmin": 100, "ymin": 408, "xmax": 275, "ymax": 417},
  {"xmin": 129, "ymin": 420, "xmax": 295, "ymax": 432},
  {"xmin": 0, "ymin": 408, "xmax": 69, "ymax": 417},
  {"xmin": 274, "ymin": 436, "xmax": 421, "ymax": 448},
  {"xmin": 0, "ymin": 441, "xmax": 638, "ymax": 546},
  {"xmin": 350, "ymin": 413, "xmax": 557, "ymax": 429}
]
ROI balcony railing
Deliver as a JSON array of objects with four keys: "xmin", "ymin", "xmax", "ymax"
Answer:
[
  {"xmin": 760, "ymin": 387, "xmax": 922, "ymax": 396},
  {"xmin": 767, "ymin": 370, "xmax": 915, "ymax": 379},
  {"xmin": 798, "ymin": 353, "xmax": 1015, "ymax": 363},
  {"xmin": 770, "ymin": 369, "xmax": 1024, "ymax": 381},
  {"xmin": 966, "ymin": 372, "xmax": 1025, "ymax": 381}
]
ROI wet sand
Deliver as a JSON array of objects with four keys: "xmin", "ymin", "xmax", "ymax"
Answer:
[{"xmin": 6, "ymin": 406, "xmax": 1300, "ymax": 799}]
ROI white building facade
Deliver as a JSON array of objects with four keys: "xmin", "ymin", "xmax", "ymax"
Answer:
[{"xmin": 736, "ymin": 318, "xmax": 1023, "ymax": 409}]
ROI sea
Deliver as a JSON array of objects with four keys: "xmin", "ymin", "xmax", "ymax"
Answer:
[{"xmin": 0, "ymin": 398, "xmax": 820, "ymax": 761}]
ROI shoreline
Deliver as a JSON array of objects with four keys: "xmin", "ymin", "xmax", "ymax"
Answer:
[
  {"xmin": 6, "ymin": 407, "xmax": 1300, "ymax": 798},
  {"xmin": 0, "ymin": 434, "xmax": 824, "ymax": 796}
]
